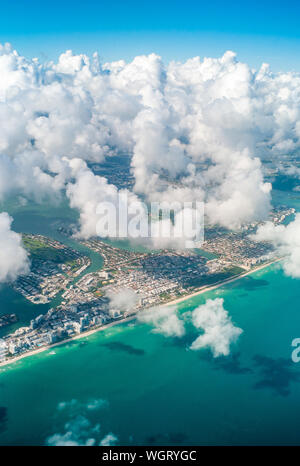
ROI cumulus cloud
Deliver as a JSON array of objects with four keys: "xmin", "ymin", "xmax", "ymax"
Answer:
[
  {"xmin": 253, "ymin": 214, "xmax": 300, "ymax": 278},
  {"xmin": 99, "ymin": 433, "xmax": 118, "ymax": 446},
  {"xmin": 47, "ymin": 415, "xmax": 100, "ymax": 446},
  {"xmin": 66, "ymin": 159, "xmax": 146, "ymax": 240},
  {"xmin": 137, "ymin": 299, "xmax": 242, "ymax": 357},
  {"xmin": 46, "ymin": 398, "xmax": 117, "ymax": 446},
  {"xmin": 2, "ymin": 44, "xmax": 300, "ymax": 236},
  {"xmin": 129, "ymin": 52, "xmax": 274, "ymax": 229},
  {"xmin": 86, "ymin": 399, "xmax": 108, "ymax": 411},
  {"xmin": 137, "ymin": 305, "xmax": 185, "ymax": 337},
  {"xmin": 105, "ymin": 287, "xmax": 139, "ymax": 316},
  {"xmin": 190, "ymin": 298, "xmax": 243, "ymax": 357},
  {"xmin": 57, "ymin": 398, "xmax": 108, "ymax": 412},
  {"xmin": 0, "ymin": 212, "xmax": 29, "ymax": 283},
  {"xmin": 66, "ymin": 160, "xmax": 203, "ymax": 247}
]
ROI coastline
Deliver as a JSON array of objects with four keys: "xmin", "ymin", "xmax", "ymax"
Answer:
[
  {"xmin": 0, "ymin": 315, "xmax": 137, "ymax": 369},
  {"xmin": 0, "ymin": 258, "xmax": 281, "ymax": 369},
  {"xmin": 163, "ymin": 258, "xmax": 282, "ymax": 307}
]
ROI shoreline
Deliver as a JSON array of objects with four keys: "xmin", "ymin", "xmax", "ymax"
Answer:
[
  {"xmin": 0, "ymin": 315, "xmax": 137, "ymax": 369},
  {"xmin": 163, "ymin": 258, "xmax": 282, "ymax": 306},
  {"xmin": 0, "ymin": 258, "xmax": 281, "ymax": 369}
]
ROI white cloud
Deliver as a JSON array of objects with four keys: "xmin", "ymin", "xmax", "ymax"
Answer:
[
  {"xmin": 46, "ymin": 399, "xmax": 116, "ymax": 446},
  {"xmin": 2, "ymin": 44, "xmax": 300, "ymax": 235},
  {"xmin": 190, "ymin": 298, "xmax": 243, "ymax": 357},
  {"xmin": 57, "ymin": 399, "xmax": 78, "ymax": 411},
  {"xmin": 253, "ymin": 214, "xmax": 300, "ymax": 278},
  {"xmin": 0, "ymin": 212, "xmax": 29, "ymax": 283},
  {"xmin": 137, "ymin": 305, "xmax": 185, "ymax": 337},
  {"xmin": 136, "ymin": 299, "xmax": 242, "ymax": 357},
  {"xmin": 57, "ymin": 398, "xmax": 108, "ymax": 412},
  {"xmin": 46, "ymin": 415, "xmax": 100, "ymax": 446},
  {"xmin": 66, "ymin": 160, "xmax": 203, "ymax": 248},
  {"xmin": 105, "ymin": 287, "xmax": 139, "ymax": 316},
  {"xmin": 99, "ymin": 433, "xmax": 118, "ymax": 446},
  {"xmin": 86, "ymin": 399, "xmax": 108, "ymax": 411}
]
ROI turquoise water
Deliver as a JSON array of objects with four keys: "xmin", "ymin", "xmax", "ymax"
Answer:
[
  {"xmin": 0, "ymin": 264, "xmax": 300, "ymax": 445},
  {"xmin": 0, "ymin": 190, "xmax": 300, "ymax": 445},
  {"xmin": 0, "ymin": 198, "xmax": 104, "ymax": 335}
]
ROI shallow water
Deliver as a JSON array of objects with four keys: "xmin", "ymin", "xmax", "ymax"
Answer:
[{"xmin": 0, "ymin": 264, "xmax": 300, "ymax": 445}]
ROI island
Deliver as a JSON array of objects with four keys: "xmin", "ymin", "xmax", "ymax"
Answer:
[{"xmin": 0, "ymin": 206, "xmax": 294, "ymax": 366}]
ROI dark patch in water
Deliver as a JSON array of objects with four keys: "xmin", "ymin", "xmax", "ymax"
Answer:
[
  {"xmin": 64, "ymin": 340, "xmax": 80, "ymax": 348},
  {"xmin": 199, "ymin": 351, "xmax": 252, "ymax": 375},
  {"xmin": 79, "ymin": 341, "xmax": 88, "ymax": 347},
  {"xmin": 272, "ymin": 174, "xmax": 300, "ymax": 192},
  {"xmin": 162, "ymin": 327, "xmax": 199, "ymax": 350},
  {"xmin": 252, "ymin": 355, "xmax": 300, "ymax": 396},
  {"xmin": 101, "ymin": 341, "xmax": 145, "ymax": 356},
  {"xmin": 168, "ymin": 433, "xmax": 187, "ymax": 444},
  {"xmin": 237, "ymin": 277, "xmax": 269, "ymax": 291},
  {"xmin": 0, "ymin": 407, "xmax": 8, "ymax": 434},
  {"xmin": 146, "ymin": 432, "xmax": 187, "ymax": 445}
]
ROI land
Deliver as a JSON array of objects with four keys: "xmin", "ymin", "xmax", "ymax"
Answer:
[
  {"xmin": 0, "ymin": 206, "xmax": 294, "ymax": 366},
  {"xmin": 13, "ymin": 234, "xmax": 91, "ymax": 304},
  {"xmin": 0, "ymin": 258, "xmax": 280, "ymax": 369},
  {"xmin": 89, "ymin": 155, "xmax": 134, "ymax": 190},
  {"xmin": 164, "ymin": 258, "xmax": 282, "ymax": 306}
]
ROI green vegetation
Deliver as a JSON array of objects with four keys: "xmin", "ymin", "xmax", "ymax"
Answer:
[
  {"xmin": 65, "ymin": 259, "xmax": 80, "ymax": 271},
  {"xmin": 22, "ymin": 236, "xmax": 69, "ymax": 263},
  {"xmin": 160, "ymin": 292, "xmax": 172, "ymax": 300},
  {"xmin": 186, "ymin": 266, "xmax": 244, "ymax": 288}
]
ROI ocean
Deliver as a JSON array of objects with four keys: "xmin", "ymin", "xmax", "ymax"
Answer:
[{"xmin": 0, "ymin": 189, "xmax": 300, "ymax": 445}]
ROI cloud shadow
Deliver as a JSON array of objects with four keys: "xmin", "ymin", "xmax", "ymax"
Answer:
[{"xmin": 252, "ymin": 354, "xmax": 300, "ymax": 396}]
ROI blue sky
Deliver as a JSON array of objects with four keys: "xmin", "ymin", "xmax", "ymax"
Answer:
[{"xmin": 1, "ymin": 0, "xmax": 300, "ymax": 70}]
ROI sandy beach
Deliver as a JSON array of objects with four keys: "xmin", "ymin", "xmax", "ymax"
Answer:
[
  {"xmin": 163, "ymin": 258, "xmax": 282, "ymax": 307},
  {"xmin": 0, "ymin": 258, "xmax": 281, "ymax": 369}
]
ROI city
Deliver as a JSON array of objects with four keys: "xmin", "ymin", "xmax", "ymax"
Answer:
[{"xmin": 0, "ymin": 206, "xmax": 294, "ymax": 365}]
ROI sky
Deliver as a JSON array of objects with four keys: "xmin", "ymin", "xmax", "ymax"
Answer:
[
  {"xmin": 1, "ymin": 0, "xmax": 300, "ymax": 281},
  {"xmin": 1, "ymin": 0, "xmax": 300, "ymax": 70}
]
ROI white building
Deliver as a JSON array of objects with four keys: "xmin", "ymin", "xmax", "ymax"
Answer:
[{"xmin": 0, "ymin": 339, "xmax": 8, "ymax": 362}]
